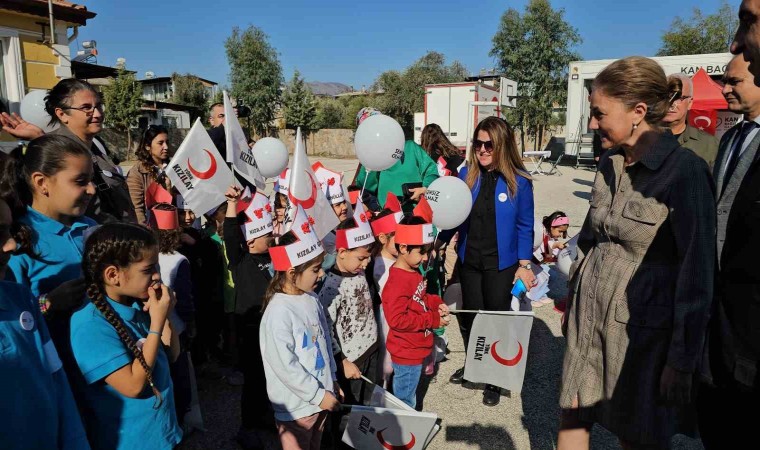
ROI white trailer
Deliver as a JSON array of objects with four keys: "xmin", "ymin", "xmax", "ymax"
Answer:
[
  {"xmin": 421, "ymin": 82, "xmax": 501, "ymax": 149},
  {"xmin": 564, "ymin": 53, "xmax": 733, "ymax": 158}
]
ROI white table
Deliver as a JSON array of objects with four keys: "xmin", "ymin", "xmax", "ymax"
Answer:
[{"xmin": 524, "ymin": 151, "xmax": 552, "ymax": 175}]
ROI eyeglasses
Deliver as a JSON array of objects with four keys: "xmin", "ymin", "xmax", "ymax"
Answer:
[
  {"xmin": 472, "ymin": 139, "xmax": 494, "ymax": 154},
  {"xmin": 62, "ymin": 103, "xmax": 104, "ymax": 116}
]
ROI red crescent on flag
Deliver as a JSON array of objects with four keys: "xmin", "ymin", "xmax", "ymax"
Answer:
[
  {"xmin": 376, "ymin": 429, "xmax": 416, "ymax": 450},
  {"xmin": 288, "ymin": 171, "xmax": 319, "ymax": 209},
  {"xmin": 187, "ymin": 149, "xmax": 217, "ymax": 180},
  {"xmin": 490, "ymin": 340, "xmax": 523, "ymax": 366}
]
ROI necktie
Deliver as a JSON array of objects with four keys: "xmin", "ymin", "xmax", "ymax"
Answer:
[{"xmin": 722, "ymin": 121, "xmax": 758, "ymax": 190}]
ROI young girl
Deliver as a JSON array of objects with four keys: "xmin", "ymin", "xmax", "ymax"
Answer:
[
  {"xmin": 539, "ymin": 211, "xmax": 569, "ymax": 263},
  {"xmin": 261, "ymin": 205, "xmax": 341, "ymax": 450},
  {"xmin": 70, "ymin": 223, "xmax": 182, "ymax": 449},
  {"xmin": 0, "ymin": 197, "xmax": 90, "ymax": 450}
]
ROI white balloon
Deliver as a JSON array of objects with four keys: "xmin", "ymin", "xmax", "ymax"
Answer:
[
  {"xmin": 354, "ymin": 114, "xmax": 405, "ymax": 171},
  {"xmin": 425, "ymin": 176, "xmax": 473, "ymax": 230},
  {"xmin": 555, "ymin": 234, "xmax": 579, "ymax": 277},
  {"xmin": 252, "ymin": 137, "xmax": 289, "ymax": 178},
  {"xmin": 20, "ymin": 90, "xmax": 58, "ymax": 133}
]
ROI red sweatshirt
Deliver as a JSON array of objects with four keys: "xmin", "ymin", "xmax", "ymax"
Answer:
[{"xmin": 381, "ymin": 266, "xmax": 444, "ymax": 365}]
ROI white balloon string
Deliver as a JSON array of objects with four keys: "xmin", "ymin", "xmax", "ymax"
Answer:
[{"xmin": 360, "ymin": 169, "xmax": 370, "ymax": 199}]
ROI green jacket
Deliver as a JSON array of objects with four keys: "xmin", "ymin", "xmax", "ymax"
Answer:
[
  {"xmin": 355, "ymin": 140, "xmax": 439, "ymax": 208},
  {"xmin": 678, "ymin": 125, "xmax": 719, "ymax": 169}
]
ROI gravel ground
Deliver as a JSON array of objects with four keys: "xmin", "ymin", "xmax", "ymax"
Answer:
[{"xmin": 176, "ymin": 163, "xmax": 704, "ymax": 450}]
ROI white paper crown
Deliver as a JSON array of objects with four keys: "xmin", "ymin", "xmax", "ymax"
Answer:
[
  {"xmin": 269, "ymin": 204, "xmax": 324, "ymax": 270},
  {"xmin": 335, "ymin": 198, "xmax": 376, "ymax": 250},
  {"xmin": 312, "ymin": 161, "xmax": 346, "ymax": 205},
  {"xmin": 275, "ymin": 168, "xmax": 291, "ymax": 195},
  {"xmin": 240, "ymin": 191, "xmax": 274, "ymax": 241}
]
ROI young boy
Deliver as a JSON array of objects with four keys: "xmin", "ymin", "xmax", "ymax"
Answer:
[
  {"xmin": 382, "ymin": 215, "xmax": 450, "ymax": 409},
  {"xmin": 223, "ymin": 186, "xmax": 276, "ymax": 449},
  {"xmin": 318, "ymin": 199, "xmax": 378, "ymax": 405},
  {"xmin": 313, "ymin": 162, "xmax": 349, "ymax": 262}
]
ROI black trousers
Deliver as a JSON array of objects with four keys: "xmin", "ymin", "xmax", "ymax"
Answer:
[
  {"xmin": 697, "ymin": 381, "xmax": 759, "ymax": 449},
  {"xmin": 458, "ymin": 261, "xmax": 518, "ymax": 354},
  {"xmin": 238, "ymin": 310, "xmax": 272, "ymax": 430}
]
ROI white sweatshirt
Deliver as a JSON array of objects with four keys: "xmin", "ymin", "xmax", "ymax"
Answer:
[{"xmin": 260, "ymin": 292, "xmax": 338, "ymax": 421}]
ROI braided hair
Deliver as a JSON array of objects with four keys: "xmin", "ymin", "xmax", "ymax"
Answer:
[{"xmin": 82, "ymin": 222, "xmax": 163, "ymax": 407}]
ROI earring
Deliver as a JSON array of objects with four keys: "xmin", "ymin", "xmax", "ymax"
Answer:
[{"xmin": 633, "ymin": 123, "xmax": 639, "ymax": 130}]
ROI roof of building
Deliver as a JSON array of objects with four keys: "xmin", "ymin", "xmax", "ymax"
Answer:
[
  {"xmin": 141, "ymin": 100, "xmax": 199, "ymax": 112},
  {"xmin": 72, "ymin": 61, "xmax": 135, "ymax": 79},
  {"xmin": 0, "ymin": 0, "xmax": 96, "ymax": 26},
  {"xmin": 139, "ymin": 76, "xmax": 217, "ymax": 86}
]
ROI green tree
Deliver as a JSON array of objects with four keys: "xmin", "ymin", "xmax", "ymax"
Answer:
[
  {"xmin": 372, "ymin": 51, "xmax": 469, "ymax": 133},
  {"xmin": 491, "ymin": 0, "xmax": 581, "ymax": 151},
  {"xmin": 171, "ymin": 72, "xmax": 209, "ymax": 123},
  {"xmin": 340, "ymin": 94, "xmax": 384, "ymax": 129},
  {"xmin": 225, "ymin": 26, "xmax": 283, "ymax": 136},
  {"xmin": 282, "ymin": 70, "xmax": 318, "ymax": 131},
  {"xmin": 658, "ymin": 1, "xmax": 737, "ymax": 56},
  {"xmin": 102, "ymin": 66, "xmax": 143, "ymax": 159},
  {"xmin": 315, "ymin": 97, "xmax": 346, "ymax": 129}
]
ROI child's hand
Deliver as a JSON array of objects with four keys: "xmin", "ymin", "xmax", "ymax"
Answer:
[
  {"xmin": 554, "ymin": 241, "xmax": 567, "ymax": 250},
  {"xmin": 225, "ymin": 185, "xmax": 242, "ymax": 203},
  {"xmin": 319, "ymin": 391, "xmax": 341, "ymax": 411},
  {"xmin": 145, "ymin": 282, "xmax": 174, "ymax": 325},
  {"xmin": 439, "ymin": 304, "xmax": 449, "ymax": 315},
  {"xmin": 342, "ymin": 359, "xmax": 362, "ymax": 380}
]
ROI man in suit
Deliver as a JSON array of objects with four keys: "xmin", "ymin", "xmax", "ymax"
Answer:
[
  {"xmin": 662, "ymin": 74, "xmax": 719, "ymax": 168},
  {"xmin": 731, "ymin": 0, "xmax": 760, "ymax": 77},
  {"xmin": 698, "ymin": 53, "xmax": 760, "ymax": 450}
]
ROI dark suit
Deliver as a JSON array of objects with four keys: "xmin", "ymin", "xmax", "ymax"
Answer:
[{"xmin": 698, "ymin": 121, "xmax": 760, "ymax": 450}]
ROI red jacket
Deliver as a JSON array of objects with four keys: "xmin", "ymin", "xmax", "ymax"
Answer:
[{"xmin": 382, "ymin": 266, "xmax": 444, "ymax": 365}]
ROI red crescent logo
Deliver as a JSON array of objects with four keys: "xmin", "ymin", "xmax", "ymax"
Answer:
[
  {"xmin": 376, "ymin": 429, "xmax": 416, "ymax": 450},
  {"xmin": 187, "ymin": 149, "xmax": 217, "ymax": 180},
  {"xmin": 694, "ymin": 116, "xmax": 712, "ymax": 130},
  {"xmin": 490, "ymin": 340, "xmax": 523, "ymax": 366},
  {"xmin": 288, "ymin": 171, "xmax": 319, "ymax": 209}
]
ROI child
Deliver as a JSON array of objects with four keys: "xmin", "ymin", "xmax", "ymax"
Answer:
[
  {"xmin": 272, "ymin": 192, "xmax": 289, "ymax": 240},
  {"xmin": 318, "ymin": 198, "xmax": 378, "ymax": 406},
  {"xmin": 70, "ymin": 223, "xmax": 182, "ymax": 450},
  {"xmin": 262, "ymin": 205, "xmax": 341, "ymax": 450},
  {"xmin": 0, "ymin": 197, "xmax": 90, "ymax": 450},
  {"xmin": 222, "ymin": 186, "xmax": 276, "ymax": 449},
  {"xmin": 313, "ymin": 162, "xmax": 349, "ymax": 263},
  {"xmin": 539, "ymin": 211, "xmax": 569, "ymax": 263},
  {"xmin": 382, "ymin": 215, "xmax": 450, "ymax": 409},
  {"xmin": 369, "ymin": 193, "xmax": 404, "ymax": 386}
]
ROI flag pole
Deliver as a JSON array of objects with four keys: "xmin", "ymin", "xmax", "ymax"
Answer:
[{"xmin": 449, "ymin": 309, "xmax": 536, "ymax": 316}]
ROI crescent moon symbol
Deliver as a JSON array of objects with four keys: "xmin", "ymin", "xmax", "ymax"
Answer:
[
  {"xmin": 490, "ymin": 340, "xmax": 523, "ymax": 367},
  {"xmin": 376, "ymin": 429, "xmax": 416, "ymax": 450},
  {"xmin": 187, "ymin": 149, "xmax": 217, "ymax": 180},
  {"xmin": 694, "ymin": 116, "xmax": 712, "ymax": 129},
  {"xmin": 288, "ymin": 171, "xmax": 319, "ymax": 210}
]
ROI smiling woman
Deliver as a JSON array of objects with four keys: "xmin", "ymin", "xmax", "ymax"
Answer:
[{"xmin": 127, "ymin": 125, "xmax": 174, "ymax": 225}]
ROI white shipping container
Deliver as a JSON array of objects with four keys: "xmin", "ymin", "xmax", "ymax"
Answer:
[{"xmin": 423, "ymin": 82, "xmax": 501, "ymax": 149}]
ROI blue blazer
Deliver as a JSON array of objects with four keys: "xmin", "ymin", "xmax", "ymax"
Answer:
[{"xmin": 454, "ymin": 165, "xmax": 534, "ymax": 271}]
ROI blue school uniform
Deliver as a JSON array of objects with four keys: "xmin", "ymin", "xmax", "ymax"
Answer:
[
  {"xmin": 7, "ymin": 206, "xmax": 96, "ymax": 297},
  {"xmin": 0, "ymin": 281, "xmax": 89, "ymax": 450},
  {"xmin": 70, "ymin": 298, "xmax": 182, "ymax": 450}
]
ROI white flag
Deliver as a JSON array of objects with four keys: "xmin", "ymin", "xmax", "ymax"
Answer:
[
  {"xmin": 463, "ymin": 311, "xmax": 534, "ymax": 392},
  {"xmin": 223, "ymin": 91, "xmax": 265, "ymax": 190},
  {"xmin": 287, "ymin": 127, "xmax": 339, "ymax": 239},
  {"xmin": 342, "ymin": 405, "xmax": 438, "ymax": 450},
  {"xmin": 166, "ymin": 119, "xmax": 233, "ymax": 215}
]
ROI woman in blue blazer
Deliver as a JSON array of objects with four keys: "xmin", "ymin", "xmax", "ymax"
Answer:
[{"xmin": 448, "ymin": 117, "xmax": 535, "ymax": 406}]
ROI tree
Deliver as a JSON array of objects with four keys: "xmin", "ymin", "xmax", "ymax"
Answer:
[
  {"xmin": 315, "ymin": 97, "xmax": 346, "ymax": 129},
  {"xmin": 171, "ymin": 72, "xmax": 209, "ymax": 123},
  {"xmin": 372, "ymin": 51, "xmax": 469, "ymax": 133},
  {"xmin": 102, "ymin": 66, "xmax": 143, "ymax": 159},
  {"xmin": 225, "ymin": 26, "xmax": 283, "ymax": 137},
  {"xmin": 491, "ymin": 0, "xmax": 581, "ymax": 151},
  {"xmin": 658, "ymin": 1, "xmax": 737, "ymax": 56},
  {"xmin": 282, "ymin": 70, "xmax": 318, "ymax": 131}
]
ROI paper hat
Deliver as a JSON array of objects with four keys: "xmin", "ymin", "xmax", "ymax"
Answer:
[
  {"xmin": 413, "ymin": 195, "xmax": 434, "ymax": 223},
  {"xmin": 145, "ymin": 182, "xmax": 179, "ymax": 230},
  {"xmin": 239, "ymin": 191, "xmax": 274, "ymax": 241},
  {"xmin": 395, "ymin": 222, "xmax": 435, "ymax": 246},
  {"xmin": 335, "ymin": 198, "xmax": 376, "ymax": 250},
  {"xmin": 371, "ymin": 192, "xmax": 403, "ymax": 236},
  {"xmin": 269, "ymin": 204, "xmax": 324, "ymax": 271},
  {"xmin": 274, "ymin": 168, "xmax": 291, "ymax": 195},
  {"xmin": 347, "ymin": 186, "xmax": 361, "ymax": 206},
  {"xmin": 312, "ymin": 162, "xmax": 346, "ymax": 205}
]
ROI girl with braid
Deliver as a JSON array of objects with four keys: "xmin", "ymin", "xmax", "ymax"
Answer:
[{"xmin": 70, "ymin": 223, "xmax": 183, "ymax": 449}]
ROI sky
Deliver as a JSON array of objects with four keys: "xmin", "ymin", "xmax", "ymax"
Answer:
[{"xmin": 73, "ymin": 0, "xmax": 732, "ymax": 89}]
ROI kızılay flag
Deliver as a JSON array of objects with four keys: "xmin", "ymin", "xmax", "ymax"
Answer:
[
  {"xmin": 223, "ymin": 91, "xmax": 265, "ymax": 189},
  {"xmin": 287, "ymin": 127, "xmax": 339, "ymax": 240},
  {"xmin": 166, "ymin": 118, "xmax": 233, "ymax": 215},
  {"xmin": 463, "ymin": 311, "xmax": 534, "ymax": 392},
  {"xmin": 342, "ymin": 405, "xmax": 439, "ymax": 450}
]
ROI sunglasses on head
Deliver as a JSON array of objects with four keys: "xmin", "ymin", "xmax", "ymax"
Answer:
[{"xmin": 472, "ymin": 139, "xmax": 494, "ymax": 153}]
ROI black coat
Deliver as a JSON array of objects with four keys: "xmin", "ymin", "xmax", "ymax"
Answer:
[{"xmin": 223, "ymin": 217, "xmax": 272, "ymax": 317}]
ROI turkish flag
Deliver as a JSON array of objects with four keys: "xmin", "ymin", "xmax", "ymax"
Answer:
[{"xmin": 689, "ymin": 109, "xmax": 718, "ymax": 135}]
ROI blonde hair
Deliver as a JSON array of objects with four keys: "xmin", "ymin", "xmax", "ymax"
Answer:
[
  {"xmin": 592, "ymin": 56, "xmax": 670, "ymax": 127},
  {"xmin": 465, "ymin": 116, "xmax": 530, "ymax": 196}
]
